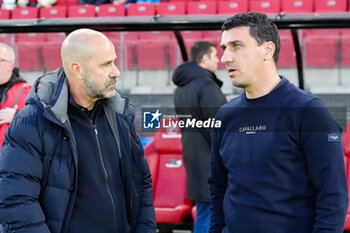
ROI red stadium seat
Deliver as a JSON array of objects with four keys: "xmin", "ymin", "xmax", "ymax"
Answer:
[
  {"xmin": 181, "ymin": 30, "xmax": 203, "ymax": 40},
  {"xmin": 192, "ymin": 206, "xmax": 197, "ymax": 222},
  {"xmin": 250, "ymin": 0, "xmax": 281, "ymax": 14},
  {"xmin": 150, "ymin": 130, "xmax": 193, "ymax": 225},
  {"xmin": 137, "ymin": 40, "xmax": 174, "ymax": 69},
  {"xmin": 282, "ymin": 0, "xmax": 314, "ymax": 13},
  {"xmin": 169, "ymin": 0, "xmax": 190, "ymax": 3},
  {"xmin": 218, "ymin": 0, "xmax": 249, "ymax": 14},
  {"xmin": 41, "ymin": 42, "xmax": 62, "ymax": 71},
  {"xmin": 39, "ymin": 6, "xmax": 67, "ymax": 18},
  {"xmin": 305, "ymin": 35, "xmax": 339, "ymax": 67},
  {"xmin": 315, "ymin": 0, "xmax": 347, "ymax": 12},
  {"xmin": 16, "ymin": 43, "xmax": 41, "ymax": 70},
  {"xmin": 341, "ymin": 34, "xmax": 350, "ymax": 66},
  {"xmin": 66, "ymin": 0, "xmax": 78, "ymax": 5},
  {"xmin": 98, "ymin": 4, "xmax": 125, "ymax": 17},
  {"xmin": 0, "ymin": 9, "xmax": 10, "ymax": 19},
  {"xmin": 68, "ymin": 5, "xmax": 96, "ymax": 18},
  {"xmin": 127, "ymin": 3, "xmax": 156, "ymax": 16},
  {"xmin": 55, "ymin": 0, "xmax": 77, "ymax": 6},
  {"xmin": 180, "ymin": 30, "xmax": 203, "ymax": 57},
  {"xmin": 12, "ymin": 7, "xmax": 38, "ymax": 19},
  {"xmin": 140, "ymin": 31, "xmax": 173, "ymax": 40},
  {"xmin": 15, "ymin": 33, "xmax": 47, "ymax": 43},
  {"xmin": 187, "ymin": 1, "xmax": 217, "ymax": 15},
  {"xmin": 277, "ymin": 30, "xmax": 296, "ymax": 67},
  {"xmin": 46, "ymin": 32, "xmax": 66, "ymax": 43},
  {"xmin": 55, "ymin": 0, "xmax": 67, "ymax": 6},
  {"xmin": 144, "ymin": 138, "xmax": 159, "ymax": 189},
  {"xmin": 342, "ymin": 121, "xmax": 350, "ymax": 230},
  {"xmin": 157, "ymin": 2, "xmax": 186, "ymax": 16},
  {"xmin": 0, "ymin": 34, "xmax": 14, "ymax": 44},
  {"xmin": 104, "ymin": 31, "xmax": 121, "ymax": 42},
  {"xmin": 121, "ymin": 32, "xmax": 139, "ymax": 69}
]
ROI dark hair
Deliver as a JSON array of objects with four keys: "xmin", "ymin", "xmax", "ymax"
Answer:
[
  {"xmin": 190, "ymin": 41, "xmax": 216, "ymax": 64},
  {"xmin": 221, "ymin": 12, "xmax": 280, "ymax": 64}
]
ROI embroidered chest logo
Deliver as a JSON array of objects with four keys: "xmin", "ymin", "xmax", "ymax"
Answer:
[{"xmin": 239, "ymin": 125, "xmax": 267, "ymax": 134}]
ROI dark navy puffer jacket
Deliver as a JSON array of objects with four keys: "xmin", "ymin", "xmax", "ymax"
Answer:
[{"xmin": 0, "ymin": 68, "xmax": 156, "ymax": 233}]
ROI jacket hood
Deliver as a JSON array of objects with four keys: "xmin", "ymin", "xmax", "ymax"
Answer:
[
  {"xmin": 172, "ymin": 61, "xmax": 223, "ymax": 87},
  {"xmin": 26, "ymin": 68, "xmax": 127, "ymax": 124}
]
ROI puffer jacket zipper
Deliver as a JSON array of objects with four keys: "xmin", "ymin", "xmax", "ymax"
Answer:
[{"xmin": 91, "ymin": 119, "xmax": 120, "ymax": 232}]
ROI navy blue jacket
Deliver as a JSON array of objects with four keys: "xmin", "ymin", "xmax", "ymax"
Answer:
[
  {"xmin": 209, "ymin": 77, "xmax": 348, "ymax": 233},
  {"xmin": 173, "ymin": 61, "xmax": 227, "ymax": 202},
  {"xmin": 0, "ymin": 68, "xmax": 156, "ymax": 233}
]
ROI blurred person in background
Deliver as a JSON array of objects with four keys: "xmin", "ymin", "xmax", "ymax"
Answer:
[
  {"xmin": 0, "ymin": 29, "xmax": 155, "ymax": 233},
  {"xmin": 209, "ymin": 12, "xmax": 348, "ymax": 233},
  {"xmin": 172, "ymin": 41, "xmax": 227, "ymax": 233},
  {"xmin": 0, "ymin": 43, "xmax": 30, "ymax": 152}
]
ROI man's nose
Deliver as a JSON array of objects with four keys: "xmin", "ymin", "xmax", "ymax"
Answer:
[{"xmin": 221, "ymin": 50, "xmax": 233, "ymax": 64}]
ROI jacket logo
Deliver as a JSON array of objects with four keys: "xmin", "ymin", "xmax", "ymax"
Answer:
[
  {"xmin": 327, "ymin": 133, "xmax": 340, "ymax": 142},
  {"xmin": 165, "ymin": 159, "xmax": 182, "ymax": 168},
  {"xmin": 239, "ymin": 125, "xmax": 267, "ymax": 134}
]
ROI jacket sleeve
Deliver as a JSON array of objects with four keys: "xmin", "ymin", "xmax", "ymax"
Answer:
[
  {"xmin": 300, "ymin": 99, "xmax": 348, "ymax": 233},
  {"xmin": 208, "ymin": 126, "xmax": 227, "ymax": 233},
  {"xmin": 0, "ymin": 112, "xmax": 51, "ymax": 233},
  {"xmin": 129, "ymin": 120, "xmax": 156, "ymax": 233}
]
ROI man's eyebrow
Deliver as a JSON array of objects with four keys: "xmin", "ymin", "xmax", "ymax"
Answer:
[
  {"xmin": 221, "ymin": 40, "xmax": 242, "ymax": 50},
  {"xmin": 101, "ymin": 57, "xmax": 117, "ymax": 66}
]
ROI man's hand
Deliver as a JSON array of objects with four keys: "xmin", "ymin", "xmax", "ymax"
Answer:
[{"xmin": 0, "ymin": 107, "xmax": 17, "ymax": 125}]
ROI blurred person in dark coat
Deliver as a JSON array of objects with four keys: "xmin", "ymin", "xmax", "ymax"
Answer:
[{"xmin": 172, "ymin": 41, "xmax": 227, "ymax": 233}]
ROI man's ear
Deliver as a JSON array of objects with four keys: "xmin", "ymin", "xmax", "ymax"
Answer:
[
  {"xmin": 200, "ymin": 54, "xmax": 210, "ymax": 67},
  {"xmin": 70, "ymin": 62, "xmax": 84, "ymax": 80},
  {"xmin": 264, "ymin": 41, "xmax": 276, "ymax": 61}
]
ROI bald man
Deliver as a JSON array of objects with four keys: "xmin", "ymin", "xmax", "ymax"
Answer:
[
  {"xmin": 0, "ymin": 43, "xmax": 31, "ymax": 152},
  {"xmin": 0, "ymin": 29, "xmax": 156, "ymax": 233}
]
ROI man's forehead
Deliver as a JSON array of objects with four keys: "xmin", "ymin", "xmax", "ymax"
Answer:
[{"xmin": 221, "ymin": 27, "xmax": 252, "ymax": 43}]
